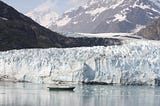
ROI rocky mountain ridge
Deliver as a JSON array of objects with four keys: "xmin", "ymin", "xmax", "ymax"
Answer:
[
  {"xmin": 27, "ymin": 0, "xmax": 160, "ymax": 34},
  {"xmin": 0, "ymin": 1, "xmax": 121, "ymax": 51},
  {"xmin": 138, "ymin": 17, "xmax": 160, "ymax": 40}
]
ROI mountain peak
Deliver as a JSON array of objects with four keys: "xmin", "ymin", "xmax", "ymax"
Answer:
[
  {"xmin": 26, "ymin": 0, "xmax": 160, "ymax": 34},
  {"xmin": 53, "ymin": 0, "xmax": 160, "ymax": 33},
  {"xmin": 26, "ymin": 0, "xmax": 59, "ymax": 27}
]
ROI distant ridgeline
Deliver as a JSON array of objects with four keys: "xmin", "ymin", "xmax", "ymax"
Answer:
[
  {"xmin": 28, "ymin": 0, "xmax": 160, "ymax": 34},
  {"xmin": 137, "ymin": 17, "xmax": 160, "ymax": 40},
  {"xmin": 0, "ymin": 1, "xmax": 121, "ymax": 51}
]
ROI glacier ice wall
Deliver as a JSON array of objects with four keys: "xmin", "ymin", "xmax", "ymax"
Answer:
[{"xmin": 0, "ymin": 40, "xmax": 160, "ymax": 85}]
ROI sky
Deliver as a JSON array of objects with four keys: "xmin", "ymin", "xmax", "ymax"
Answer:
[{"xmin": 2, "ymin": 0, "xmax": 82, "ymax": 14}]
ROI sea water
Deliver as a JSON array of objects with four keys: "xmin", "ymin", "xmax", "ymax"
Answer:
[{"xmin": 0, "ymin": 82, "xmax": 160, "ymax": 106}]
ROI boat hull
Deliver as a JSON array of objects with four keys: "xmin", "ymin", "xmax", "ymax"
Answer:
[{"xmin": 48, "ymin": 86, "xmax": 75, "ymax": 91}]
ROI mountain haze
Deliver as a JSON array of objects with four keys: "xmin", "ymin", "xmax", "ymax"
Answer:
[
  {"xmin": 27, "ymin": 0, "xmax": 160, "ymax": 33},
  {"xmin": 26, "ymin": 0, "xmax": 59, "ymax": 28}
]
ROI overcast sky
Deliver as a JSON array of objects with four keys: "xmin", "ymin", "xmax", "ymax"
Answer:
[{"xmin": 2, "ymin": 0, "xmax": 82, "ymax": 14}]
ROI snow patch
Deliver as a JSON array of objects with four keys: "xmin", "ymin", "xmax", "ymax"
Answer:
[
  {"xmin": 88, "ymin": 0, "xmax": 99, "ymax": 5},
  {"xmin": 64, "ymin": 7, "xmax": 76, "ymax": 14},
  {"xmin": 0, "ymin": 17, "xmax": 8, "ymax": 21},
  {"xmin": 132, "ymin": 0, "xmax": 160, "ymax": 14},
  {"xmin": 56, "ymin": 16, "xmax": 71, "ymax": 27},
  {"xmin": 138, "ymin": 3, "xmax": 151, "ymax": 9},
  {"xmin": 131, "ymin": 25, "xmax": 145, "ymax": 33},
  {"xmin": 86, "ymin": 7, "xmax": 106, "ymax": 16},
  {"xmin": 110, "ymin": 0, "xmax": 124, "ymax": 9},
  {"xmin": 73, "ymin": 21, "xmax": 78, "ymax": 24},
  {"xmin": 113, "ymin": 14, "xmax": 126, "ymax": 22}
]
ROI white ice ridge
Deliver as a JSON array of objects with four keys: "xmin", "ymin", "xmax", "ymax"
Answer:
[{"xmin": 0, "ymin": 40, "xmax": 160, "ymax": 85}]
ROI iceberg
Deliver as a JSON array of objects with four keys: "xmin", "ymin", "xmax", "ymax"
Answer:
[{"xmin": 0, "ymin": 39, "xmax": 160, "ymax": 85}]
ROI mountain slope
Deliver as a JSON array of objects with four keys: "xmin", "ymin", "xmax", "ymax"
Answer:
[
  {"xmin": 0, "ymin": 1, "xmax": 121, "ymax": 51},
  {"xmin": 46, "ymin": 0, "xmax": 160, "ymax": 33},
  {"xmin": 137, "ymin": 17, "xmax": 160, "ymax": 40},
  {"xmin": 0, "ymin": 0, "xmax": 62, "ymax": 50}
]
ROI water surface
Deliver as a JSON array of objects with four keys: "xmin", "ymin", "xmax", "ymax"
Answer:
[{"xmin": 0, "ymin": 82, "xmax": 160, "ymax": 106}]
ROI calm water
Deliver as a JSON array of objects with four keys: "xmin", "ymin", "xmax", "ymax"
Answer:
[{"xmin": 0, "ymin": 82, "xmax": 160, "ymax": 106}]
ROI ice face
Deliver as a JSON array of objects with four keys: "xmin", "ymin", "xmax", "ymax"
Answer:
[{"xmin": 0, "ymin": 39, "xmax": 160, "ymax": 85}]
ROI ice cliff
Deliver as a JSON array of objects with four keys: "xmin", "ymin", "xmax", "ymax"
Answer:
[{"xmin": 0, "ymin": 39, "xmax": 160, "ymax": 85}]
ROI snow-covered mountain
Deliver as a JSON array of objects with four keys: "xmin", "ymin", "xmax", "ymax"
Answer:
[
  {"xmin": 27, "ymin": 0, "xmax": 160, "ymax": 33},
  {"xmin": 26, "ymin": 0, "xmax": 59, "ymax": 27},
  {"xmin": 0, "ymin": 34, "xmax": 160, "ymax": 85},
  {"xmin": 53, "ymin": 0, "xmax": 160, "ymax": 33}
]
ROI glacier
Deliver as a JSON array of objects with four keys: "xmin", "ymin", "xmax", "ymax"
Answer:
[{"xmin": 0, "ymin": 39, "xmax": 160, "ymax": 85}]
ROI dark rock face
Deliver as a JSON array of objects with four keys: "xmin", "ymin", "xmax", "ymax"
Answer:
[
  {"xmin": 50, "ymin": 0, "xmax": 160, "ymax": 33},
  {"xmin": 0, "ymin": 1, "xmax": 121, "ymax": 51},
  {"xmin": 137, "ymin": 17, "xmax": 160, "ymax": 40}
]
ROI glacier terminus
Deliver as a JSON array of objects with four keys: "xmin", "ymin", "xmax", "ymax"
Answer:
[{"xmin": 0, "ymin": 34, "xmax": 160, "ymax": 86}]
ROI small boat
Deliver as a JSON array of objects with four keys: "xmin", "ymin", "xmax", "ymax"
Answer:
[{"xmin": 47, "ymin": 85, "xmax": 75, "ymax": 91}]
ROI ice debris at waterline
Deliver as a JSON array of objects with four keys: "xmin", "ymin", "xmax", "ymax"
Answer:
[{"xmin": 0, "ymin": 40, "xmax": 160, "ymax": 85}]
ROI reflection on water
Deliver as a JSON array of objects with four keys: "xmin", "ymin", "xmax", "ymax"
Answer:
[{"xmin": 0, "ymin": 82, "xmax": 160, "ymax": 106}]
